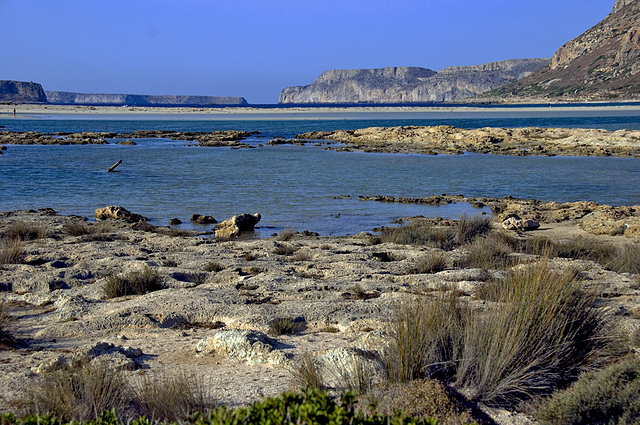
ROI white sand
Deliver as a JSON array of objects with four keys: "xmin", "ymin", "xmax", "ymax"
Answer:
[{"xmin": 2, "ymin": 103, "xmax": 640, "ymax": 121}]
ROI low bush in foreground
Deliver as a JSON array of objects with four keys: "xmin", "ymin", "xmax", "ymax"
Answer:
[
  {"xmin": 102, "ymin": 267, "xmax": 163, "ymax": 299},
  {"xmin": 5, "ymin": 221, "xmax": 48, "ymax": 240},
  {"xmin": 387, "ymin": 260, "xmax": 618, "ymax": 408},
  {"xmin": 538, "ymin": 357, "xmax": 640, "ymax": 425},
  {"xmin": 6, "ymin": 388, "xmax": 438, "ymax": 425}
]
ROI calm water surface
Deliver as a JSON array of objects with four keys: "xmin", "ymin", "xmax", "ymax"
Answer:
[{"xmin": 1, "ymin": 112, "xmax": 639, "ymax": 236}]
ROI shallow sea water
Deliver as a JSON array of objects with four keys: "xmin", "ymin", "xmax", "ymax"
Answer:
[{"xmin": 1, "ymin": 111, "xmax": 639, "ymax": 236}]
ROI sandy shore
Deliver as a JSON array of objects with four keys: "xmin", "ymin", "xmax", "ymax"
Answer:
[{"xmin": 2, "ymin": 103, "xmax": 640, "ymax": 121}]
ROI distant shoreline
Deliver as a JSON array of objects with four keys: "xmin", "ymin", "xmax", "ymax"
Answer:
[{"xmin": 3, "ymin": 102, "xmax": 640, "ymax": 121}]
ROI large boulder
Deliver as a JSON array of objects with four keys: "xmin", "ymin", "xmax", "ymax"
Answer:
[
  {"xmin": 214, "ymin": 213, "xmax": 261, "ymax": 239},
  {"xmin": 95, "ymin": 206, "xmax": 149, "ymax": 223}
]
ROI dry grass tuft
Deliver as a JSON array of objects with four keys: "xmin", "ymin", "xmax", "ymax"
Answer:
[
  {"xmin": 0, "ymin": 237, "xmax": 23, "ymax": 265},
  {"xmin": 0, "ymin": 302, "xmax": 17, "ymax": 349},
  {"xmin": 27, "ymin": 364, "xmax": 130, "ymax": 422},
  {"xmin": 387, "ymin": 260, "xmax": 619, "ymax": 407},
  {"xmin": 132, "ymin": 370, "xmax": 216, "ymax": 422},
  {"xmin": 269, "ymin": 316, "xmax": 306, "ymax": 336},
  {"xmin": 5, "ymin": 221, "xmax": 48, "ymax": 240},
  {"xmin": 102, "ymin": 267, "xmax": 164, "ymax": 299},
  {"xmin": 289, "ymin": 351, "xmax": 326, "ymax": 390},
  {"xmin": 408, "ymin": 251, "xmax": 448, "ymax": 274}
]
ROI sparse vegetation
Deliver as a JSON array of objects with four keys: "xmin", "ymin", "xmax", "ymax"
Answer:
[
  {"xmin": 268, "ymin": 316, "xmax": 305, "ymax": 336},
  {"xmin": 387, "ymin": 260, "xmax": 618, "ymax": 407},
  {"xmin": 132, "ymin": 370, "xmax": 216, "ymax": 422},
  {"xmin": 273, "ymin": 242, "xmax": 297, "ymax": 256},
  {"xmin": 289, "ymin": 351, "xmax": 326, "ymax": 390},
  {"xmin": 27, "ymin": 364, "xmax": 130, "ymax": 422},
  {"xmin": 203, "ymin": 261, "xmax": 224, "ymax": 272},
  {"xmin": 5, "ymin": 221, "xmax": 48, "ymax": 240},
  {"xmin": 0, "ymin": 237, "xmax": 23, "ymax": 265},
  {"xmin": 276, "ymin": 228, "xmax": 296, "ymax": 241},
  {"xmin": 0, "ymin": 302, "xmax": 16, "ymax": 349},
  {"xmin": 63, "ymin": 220, "xmax": 113, "ymax": 237},
  {"xmin": 102, "ymin": 267, "xmax": 164, "ymax": 299},
  {"xmin": 408, "ymin": 251, "xmax": 448, "ymax": 274}
]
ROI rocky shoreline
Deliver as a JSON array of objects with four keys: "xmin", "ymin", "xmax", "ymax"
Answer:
[{"xmin": 1, "ymin": 201, "xmax": 639, "ymax": 423}]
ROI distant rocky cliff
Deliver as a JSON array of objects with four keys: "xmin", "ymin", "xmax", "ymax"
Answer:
[
  {"xmin": 278, "ymin": 59, "xmax": 550, "ymax": 104},
  {"xmin": 45, "ymin": 92, "xmax": 248, "ymax": 106},
  {"xmin": 486, "ymin": 0, "xmax": 640, "ymax": 100},
  {"xmin": 0, "ymin": 80, "xmax": 47, "ymax": 103}
]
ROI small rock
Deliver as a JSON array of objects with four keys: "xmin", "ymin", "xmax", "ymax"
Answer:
[
  {"xmin": 95, "ymin": 205, "xmax": 149, "ymax": 223},
  {"xmin": 169, "ymin": 218, "xmax": 182, "ymax": 225},
  {"xmin": 116, "ymin": 140, "xmax": 137, "ymax": 146},
  {"xmin": 502, "ymin": 216, "xmax": 540, "ymax": 231},
  {"xmin": 190, "ymin": 214, "xmax": 217, "ymax": 224},
  {"xmin": 214, "ymin": 213, "xmax": 261, "ymax": 239}
]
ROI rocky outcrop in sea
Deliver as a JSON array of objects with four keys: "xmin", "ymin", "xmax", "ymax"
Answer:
[{"xmin": 278, "ymin": 59, "xmax": 550, "ymax": 104}]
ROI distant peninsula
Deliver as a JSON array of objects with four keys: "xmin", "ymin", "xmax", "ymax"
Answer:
[
  {"xmin": 45, "ymin": 91, "xmax": 248, "ymax": 106},
  {"xmin": 0, "ymin": 80, "xmax": 247, "ymax": 106},
  {"xmin": 278, "ymin": 59, "xmax": 550, "ymax": 104}
]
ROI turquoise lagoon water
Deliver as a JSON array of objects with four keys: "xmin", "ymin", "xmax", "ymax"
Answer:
[{"xmin": 1, "ymin": 112, "xmax": 639, "ymax": 236}]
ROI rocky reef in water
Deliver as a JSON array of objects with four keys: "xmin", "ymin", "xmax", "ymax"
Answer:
[
  {"xmin": 0, "ymin": 80, "xmax": 47, "ymax": 103},
  {"xmin": 278, "ymin": 59, "xmax": 550, "ymax": 104}
]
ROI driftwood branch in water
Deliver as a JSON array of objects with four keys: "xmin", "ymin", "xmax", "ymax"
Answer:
[{"xmin": 107, "ymin": 160, "xmax": 122, "ymax": 172}]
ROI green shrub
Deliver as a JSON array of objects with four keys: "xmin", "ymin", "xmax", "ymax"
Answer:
[
  {"xmin": 378, "ymin": 222, "xmax": 455, "ymax": 249},
  {"xmin": 102, "ymin": 267, "xmax": 163, "ymax": 299},
  {"xmin": 204, "ymin": 388, "xmax": 438, "ymax": 425},
  {"xmin": 538, "ymin": 357, "xmax": 640, "ymax": 425}
]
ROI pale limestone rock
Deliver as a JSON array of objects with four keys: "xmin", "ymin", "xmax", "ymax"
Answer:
[
  {"xmin": 194, "ymin": 329, "xmax": 291, "ymax": 365},
  {"xmin": 214, "ymin": 213, "xmax": 261, "ymax": 239},
  {"xmin": 95, "ymin": 205, "xmax": 149, "ymax": 222}
]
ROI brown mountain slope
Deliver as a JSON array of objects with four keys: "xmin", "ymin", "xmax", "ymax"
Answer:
[{"xmin": 485, "ymin": 0, "xmax": 640, "ymax": 101}]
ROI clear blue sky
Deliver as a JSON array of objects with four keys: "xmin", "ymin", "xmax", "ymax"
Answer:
[{"xmin": 1, "ymin": 0, "xmax": 613, "ymax": 104}]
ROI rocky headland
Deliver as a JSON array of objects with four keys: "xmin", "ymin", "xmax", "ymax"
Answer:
[
  {"xmin": 278, "ymin": 59, "xmax": 550, "ymax": 104},
  {"xmin": 296, "ymin": 125, "xmax": 640, "ymax": 157},
  {"xmin": 0, "ymin": 81, "xmax": 47, "ymax": 104},
  {"xmin": 0, "ymin": 199, "xmax": 639, "ymax": 423},
  {"xmin": 485, "ymin": 0, "xmax": 640, "ymax": 101}
]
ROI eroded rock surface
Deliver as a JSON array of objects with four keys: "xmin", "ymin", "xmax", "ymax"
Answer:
[{"xmin": 298, "ymin": 126, "xmax": 640, "ymax": 157}]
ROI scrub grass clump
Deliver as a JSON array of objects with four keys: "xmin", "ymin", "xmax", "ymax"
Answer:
[
  {"xmin": 386, "ymin": 260, "xmax": 617, "ymax": 408},
  {"xmin": 102, "ymin": 267, "xmax": 163, "ymax": 299}
]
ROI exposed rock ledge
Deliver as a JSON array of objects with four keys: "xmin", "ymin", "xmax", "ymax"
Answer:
[{"xmin": 297, "ymin": 126, "xmax": 640, "ymax": 157}]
